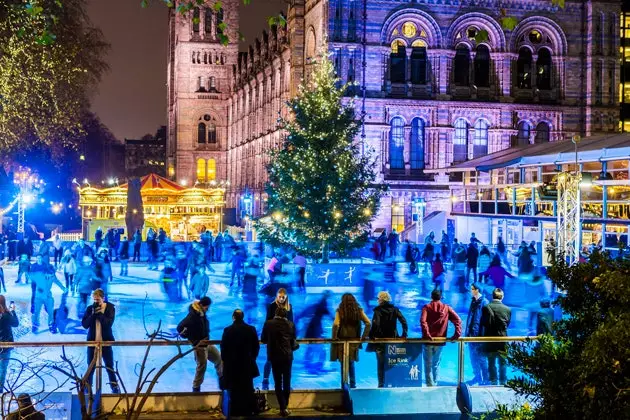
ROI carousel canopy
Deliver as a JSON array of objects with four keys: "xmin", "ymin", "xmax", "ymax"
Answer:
[
  {"xmin": 121, "ymin": 173, "xmax": 185, "ymax": 191},
  {"xmin": 426, "ymin": 133, "xmax": 630, "ymax": 173}
]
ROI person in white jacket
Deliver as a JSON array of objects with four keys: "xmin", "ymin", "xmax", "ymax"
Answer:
[
  {"xmin": 61, "ymin": 250, "xmax": 77, "ymax": 294},
  {"xmin": 52, "ymin": 234, "xmax": 64, "ymax": 268}
]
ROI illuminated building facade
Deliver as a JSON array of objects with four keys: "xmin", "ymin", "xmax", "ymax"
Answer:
[{"xmin": 167, "ymin": 0, "xmax": 621, "ymax": 233}]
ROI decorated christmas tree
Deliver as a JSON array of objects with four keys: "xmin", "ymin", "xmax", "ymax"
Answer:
[{"xmin": 257, "ymin": 55, "xmax": 384, "ymax": 261}]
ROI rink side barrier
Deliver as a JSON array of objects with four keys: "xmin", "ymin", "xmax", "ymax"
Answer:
[{"xmin": 0, "ymin": 336, "xmax": 537, "ymax": 416}]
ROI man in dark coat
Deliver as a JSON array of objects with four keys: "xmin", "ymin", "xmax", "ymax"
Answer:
[
  {"xmin": 480, "ymin": 288, "xmax": 512, "ymax": 385},
  {"xmin": 466, "ymin": 243, "xmax": 479, "ymax": 286},
  {"xmin": 177, "ymin": 296, "xmax": 222, "ymax": 392},
  {"xmin": 465, "ymin": 284, "xmax": 489, "ymax": 385},
  {"xmin": 16, "ymin": 237, "xmax": 33, "ymax": 260},
  {"xmin": 261, "ymin": 307, "xmax": 296, "ymax": 417},
  {"xmin": 221, "ymin": 309, "xmax": 260, "ymax": 416},
  {"xmin": 94, "ymin": 227, "xmax": 103, "ymax": 250},
  {"xmin": 81, "ymin": 288, "xmax": 120, "ymax": 393}
]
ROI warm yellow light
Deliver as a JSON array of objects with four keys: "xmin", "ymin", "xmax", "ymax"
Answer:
[
  {"xmin": 303, "ymin": 211, "xmax": 310, "ymax": 218},
  {"xmin": 334, "ymin": 211, "xmax": 342, "ymax": 219},
  {"xmin": 272, "ymin": 211, "xmax": 283, "ymax": 221},
  {"xmin": 132, "ymin": 209, "xmax": 138, "ymax": 214},
  {"xmin": 363, "ymin": 208, "xmax": 371, "ymax": 216},
  {"xmin": 86, "ymin": 210, "xmax": 92, "ymax": 217}
]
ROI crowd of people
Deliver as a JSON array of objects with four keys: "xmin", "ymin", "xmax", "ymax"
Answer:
[{"xmin": 0, "ymin": 226, "xmax": 558, "ymax": 418}]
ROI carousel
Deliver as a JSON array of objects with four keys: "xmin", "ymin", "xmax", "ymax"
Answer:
[{"xmin": 78, "ymin": 173, "xmax": 225, "ymax": 241}]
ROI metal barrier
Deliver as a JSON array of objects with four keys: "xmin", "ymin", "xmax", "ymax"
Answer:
[{"xmin": 0, "ymin": 336, "xmax": 536, "ymax": 413}]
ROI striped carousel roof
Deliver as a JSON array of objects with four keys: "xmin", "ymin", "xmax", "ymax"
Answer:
[{"xmin": 121, "ymin": 174, "xmax": 185, "ymax": 191}]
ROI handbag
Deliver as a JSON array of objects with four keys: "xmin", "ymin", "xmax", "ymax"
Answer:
[{"xmin": 254, "ymin": 388, "xmax": 270, "ymax": 414}]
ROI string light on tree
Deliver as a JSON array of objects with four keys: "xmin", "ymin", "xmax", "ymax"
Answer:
[{"xmin": 256, "ymin": 54, "xmax": 385, "ymax": 261}]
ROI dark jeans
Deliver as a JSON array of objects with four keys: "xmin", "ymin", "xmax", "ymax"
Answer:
[
  {"xmin": 339, "ymin": 360, "xmax": 356, "ymax": 388},
  {"xmin": 133, "ymin": 244, "xmax": 141, "ymax": 261},
  {"xmin": 487, "ymin": 351, "xmax": 507, "ymax": 385},
  {"xmin": 263, "ymin": 360, "xmax": 271, "ymax": 381},
  {"xmin": 297, "ymin": 267, "xmax": 306, "ymax": 290},
  {"xmin": 54, "ymin": 248, "xmax": 63, "ymax": 265},
  {"xmin": 376, "ymin": 348, "xmax": 385, "ymax": 387},
  {"xmin": 87, "ymin": 346, "xmax": 119, "ymax": 392},
  {"xmin": 8, "ymin": 241, "xmax": 17, "ymax": 261},
  {"xmin": 0, "ymin": 349, "xmax": 10, "ymax": 392},
  {"xmin": 271, "ymin": 359, "xmax": 292, "ymax": 411},
  {"xmin": 469, "ymin": 343, "xmax": 489, "ymax": 384},
  {"xmin": 64, "ymin": 273, "xmax": 74, "ymax": 291},
  {"xmin": 466, "ymin": 266, "xmax": 477, "ymax": 285}
]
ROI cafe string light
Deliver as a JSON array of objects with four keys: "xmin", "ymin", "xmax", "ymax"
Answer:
[{"xmin": 255, "ymin": 54, "xmax": 386, "ymax": 259}]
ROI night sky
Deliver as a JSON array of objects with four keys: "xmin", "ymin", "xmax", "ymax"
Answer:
[{"xmin": 87, "ymin": 0, "xmax": 285, "ymax": 142}]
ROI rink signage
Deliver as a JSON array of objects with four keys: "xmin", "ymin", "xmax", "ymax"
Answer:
[{"xmin": 383, "ymin": 343, "xmax": 423, "ymax": 387}]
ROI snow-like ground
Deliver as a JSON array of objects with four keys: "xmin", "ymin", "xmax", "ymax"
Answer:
[{"xmin": 0, "ymin": 260, "xmax": 548, "ymax": 395}]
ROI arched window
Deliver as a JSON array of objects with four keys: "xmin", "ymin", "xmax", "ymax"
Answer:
[
  {"xmin": 347, "ymin": 1, "xmax": 357, "ymax": 41},
  {"xmin": 410, "ymin": 45, "xmax": 427, "ymax": 84},
  {"xmin": 517, "ymin": 48, "xmax": 532, "ymax": 89},
  {"xmin": 197, "ymin": 76, "xmax": 206, "ymax": 92},
  {"xmin": 348, "ymin": 56, "xmax": 355, "ymax": 82},
  {"xmin": 306, "ymin": 27, "xmax": 316, "ymax": 60},
  {"xmin": 389, "ymin": 117, "xmax": 405, "ymax": 170},
  {"xmin": 333, "ymin": 0, "xmax": 342, "ymax": 40},
  {"xmin": 197, "ymin": 123, "xmax": 206, "ymax": 143},
  {"xmin": 215, "ymin": 7, "xmax": 224, "ymax": 37},
  {"xmin": 207, "ymin": 159, "xmax": 216, "ymax": 181},
  {"xmin": 196, "ymin": 158, "xmax": 206, "ymax": 182},
  {"xmin": 517, "ymin": 121, "xmax": 531, "ymax": 146},
  {"xmin": 453, "ymin": 118, "xmax": 469, "ymax": 163},
  {"xmin": 536, "ymin": 48, "xmax": 552, "ymax": 90},
  {"xmin": 453, "ymin": 46, "xmax": 470, "ymax": 86},
  {"xmin": 192, "ymin": 8, "xmax": 200, "ymax": 34},
  {"xmin": 207, "ymin": 122, "xmax": 217, "ymax": 143},
  {"xmin": 474, "ymin": 45, "xmax": 490, "ymax": 87},
  {"xmin": 410, "ymin": 118, "xmax": 425, "ymax": 170},
  {"xmin": 390, "ymin": 40, "xmax": 406, "ymax": 83},
  {"xmin": 473, "ymin": 119, "xmax": 489, "ymax": 158},
  {"xmin": 204, "ymin": 8, "xmax": 212, "ymax": 35},
  {"xmin": 208, "ymin": 76, "xmax": 217, "ymax": 92},
  {"xmin": 535, "ymin": 122, "xmax": 550, "ymax": 143}
]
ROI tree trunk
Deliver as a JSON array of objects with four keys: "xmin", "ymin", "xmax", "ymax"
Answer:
[{"xmin": 322, "ymin": 241, "xmax": 330, "ymax": 263}]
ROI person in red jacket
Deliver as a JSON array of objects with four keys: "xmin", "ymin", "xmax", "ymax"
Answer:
[{"xmin": 420, "ymin": 289, "xmax": 462, "ymax": 386}]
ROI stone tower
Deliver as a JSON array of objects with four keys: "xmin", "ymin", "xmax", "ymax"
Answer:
[{"xmin": 166, "ymin": 0, "xmax": 239, "ymax": 185}]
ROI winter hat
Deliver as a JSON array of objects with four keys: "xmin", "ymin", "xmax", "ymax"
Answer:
[{"xmin": 199, "ymin": 296, "xmax": 212, "ymax": 307}]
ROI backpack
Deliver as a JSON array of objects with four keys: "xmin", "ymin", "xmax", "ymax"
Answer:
[{"xmin": 176, "ymin": 316, "xmax": 190, "ymax": 339}]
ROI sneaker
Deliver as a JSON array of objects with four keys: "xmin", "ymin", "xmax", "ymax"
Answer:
[
  {"xmin": 111, "ymin": 386, "xmax": 121, "ymax": 394},
  {"xmin": 31, "ymin": 326, "xmax": 38, "ymax": 334},
  {"xmin": 192, "ymin": 387, "xmax": 201, "ymax": 392},
  {"xmin": 281, "ymin": 409, "xmax": 291, "ymax": 417},
  {"xmin": 262, "ymin": 379, "xmax": 269, "ymax": 391}
]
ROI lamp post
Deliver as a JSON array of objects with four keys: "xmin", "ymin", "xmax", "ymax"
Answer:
[
  {"xmin": 414, "ymin": 198, "xmax": 426, "ymax": 244},
  {"xmin": 242, "ymin": 193, "xmax": 253, "ymax": 241},
  {"xmin": 13, "ymin": 168, "xmax": 40, "ymax": 239}
]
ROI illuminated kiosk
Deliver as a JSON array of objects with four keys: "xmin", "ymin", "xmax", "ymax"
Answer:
[
  {"xmin": 425, "ymin": 134, "xmax": 630, "ymax": 262},
  {"xmin": 78, "ymin": 173, "xmax": 225, "ymax": 241}
]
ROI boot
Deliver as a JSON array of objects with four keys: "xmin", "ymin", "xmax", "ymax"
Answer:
[{"xmin": 192, "ymin": 387, "xmax": 201, "ymax": 392}]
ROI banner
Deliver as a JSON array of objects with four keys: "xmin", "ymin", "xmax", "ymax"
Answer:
[{"xmin": 383, "ymin": 343, "xmax": 423, "ymax": 387}]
